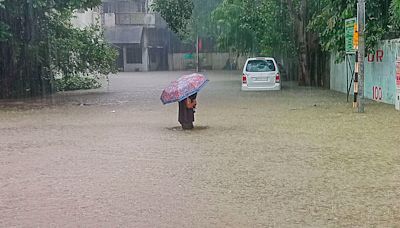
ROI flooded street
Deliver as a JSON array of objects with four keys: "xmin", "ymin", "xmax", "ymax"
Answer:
[{"xmin": 1, "ymin": 71, "xmax": 399, "ymax": 227}]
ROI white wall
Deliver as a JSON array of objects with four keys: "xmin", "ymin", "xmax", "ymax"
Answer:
[
  {"xmin": 169, "ymin": 53, "xmax": 192, "ymax": 71},
  {"xmin": 168, "ymin": 53, "xmax": 248, "ymax": 71},
  {"xmin": 72, "ymin": 9, "xmax": 100, "ymax": 28},
  {"xmin": 330, "ymin": 39, "xmax": 400, "ymax": 105},
  {"xmin": 103, "ymin": 13, "xmax": 116, "ymax": 27}
]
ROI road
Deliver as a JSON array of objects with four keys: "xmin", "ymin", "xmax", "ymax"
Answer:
[{"xmin": 1, "ymin": 71, "xmax": 399, "ymax": 227}]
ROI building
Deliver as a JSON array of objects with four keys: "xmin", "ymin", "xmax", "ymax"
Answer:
[
  {"xmin": 71, "ymin": 8, "xmax": 101, "ymax": 29},
  {"xmin": 101, "ymin": 0, "xmax": 170, "ymax": 72},
  {"xmin": 71, "ymin": 1, "xmax": 235, "ymax": 73}
]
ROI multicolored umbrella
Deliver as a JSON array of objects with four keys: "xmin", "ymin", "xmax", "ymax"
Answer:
[{"xmin": 160, "ymin": 73, "xmax": 209, "ymax": 105}]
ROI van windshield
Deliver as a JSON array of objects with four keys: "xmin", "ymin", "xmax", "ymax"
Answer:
[{"xmin": 246, "ymin": 60, "xmax": 276, "ymax": 72}]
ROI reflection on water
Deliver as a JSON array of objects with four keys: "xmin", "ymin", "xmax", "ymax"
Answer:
[{"xmin": 166, "ymin": 126, "xmax": 209, "ymax": 131}]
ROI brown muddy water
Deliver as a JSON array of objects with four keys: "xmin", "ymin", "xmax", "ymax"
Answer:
[{"xmin": 1, "ymin": 71, "xmax": 399, "ymax": 227}]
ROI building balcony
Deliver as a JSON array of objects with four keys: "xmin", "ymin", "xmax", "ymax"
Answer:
[{"xmin": 115, "ymin": 13, "xmax": 156, "ymax": 26}]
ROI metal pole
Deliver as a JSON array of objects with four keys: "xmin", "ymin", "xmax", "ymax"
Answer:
[
  {"xmin": 357, "ymin": 0, "xmax": 365, "ymax": 112},
  {"xmin": 196, "ymin": 35, "xmax": 199, "ymax": 72},
  {"xmin": 354, "ymin": 50, "xmax": 359, "ymax": 108},
  {"xmin": 346, "ymin": 55, "xmax": 349, "ymax": 102}
]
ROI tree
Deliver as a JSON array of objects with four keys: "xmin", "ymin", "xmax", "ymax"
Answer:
[
  {"xmin": 152, "ymin": 0, "xmax": 194, "ymax": 36},
  {"xmin": 309, "ymin": 0, "xmax": 400, "ymax": 57},
  {"xmin": 49, "ymin": 12, "xmax": 117, "ymax": 80},
  {"xmin": 0, "ymin": 0, "xmax": 117, "ymax": 98},
  {"xmin": 154, "ymin": 0, "xmax": 400, "ymax": 86},
  {"xmin": 212, "ymin": 0, "xmax": 256, "ymax": 55},
  {"xmin": 190, "ymin": 0, "xmax": 223, "ymax": 39},
  {"xmin": 212, "ymin": 0, "xmax": 296, "ymax": 75}
]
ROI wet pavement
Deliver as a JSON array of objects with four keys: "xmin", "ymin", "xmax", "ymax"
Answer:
[{"xmin": 1, "ymin": 71, "xmax": 400, "ymax": 227}]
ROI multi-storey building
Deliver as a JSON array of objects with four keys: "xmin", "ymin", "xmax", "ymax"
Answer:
[
  {"xmin": 71, "ymin": 7, "xmax": 101, "ymax": 29},
  {"xmin": 102, "ymin": 0, "xmax": 170, "ymax": 72}
]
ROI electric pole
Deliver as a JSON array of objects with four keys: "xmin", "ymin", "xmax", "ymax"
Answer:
[
  {"xmin": 196, "ymin": 35, "xmax": 200, "ymax": 72},
  {"xmin": 357, "ymin": 0, "xmax": 365, "ymax": 112}
]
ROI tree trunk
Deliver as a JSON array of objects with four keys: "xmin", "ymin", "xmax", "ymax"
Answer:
[
  {"xmin": 0, "ymin": 1, "xmax": 52, "ymax": 99},
  {"xmin": 298, "ymin": 20, "xmax": 309, "ymax": 86},
  {"xmin": 286, "ymin": 0, "xmax": 311, "ymax": 86}
]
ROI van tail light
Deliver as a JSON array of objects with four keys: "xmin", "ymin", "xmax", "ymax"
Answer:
[
  {"xmin": 276, "ymin": 73, "xmax": 280, "ymax": 83},
  {"xmin": 242, "ymin": 74, "xmax": 247, "ymax": 84}
]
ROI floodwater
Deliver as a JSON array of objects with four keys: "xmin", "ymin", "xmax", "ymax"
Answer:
[{"xmin": 1, "ymin": 71, "xmax": 399, "ymax": 227}]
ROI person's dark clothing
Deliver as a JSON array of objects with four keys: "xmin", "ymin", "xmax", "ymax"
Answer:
[
  {"xmin": 178, "ymin": 93, "xmax": 197, "ymax": 130},
  {"xmin": 178, "ymin": 99, "xmax": 194, "ymax": 129}
]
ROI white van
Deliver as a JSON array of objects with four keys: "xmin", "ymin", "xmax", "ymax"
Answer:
[{"xmin": 241, "ymin": 57, "xmax": 281, "ymax": 91}]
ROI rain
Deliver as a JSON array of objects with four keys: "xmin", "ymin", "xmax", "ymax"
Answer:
[{"xmin": 1, "ymin": 0, "xmax": 400, "ymax": 227}]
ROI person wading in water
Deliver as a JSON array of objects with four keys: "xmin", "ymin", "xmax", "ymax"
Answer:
[{"xmin": 178, "ymin": 93, "xmax": 197, "ymax": 130}]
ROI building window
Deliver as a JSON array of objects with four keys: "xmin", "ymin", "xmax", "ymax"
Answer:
[
  {"xmin": 126, "ymin": 47, "xmax": 142, "ymax": 64},
  {"xmin": 103, "ymin": 2, "xmax": 115, "ymax": 13}
]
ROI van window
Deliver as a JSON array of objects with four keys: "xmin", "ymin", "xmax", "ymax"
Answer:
[{"xmin": 246, "ymin": 60, "xmax": 275, "ymax": 72}]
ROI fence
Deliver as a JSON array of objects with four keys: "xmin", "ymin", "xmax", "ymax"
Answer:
[{"xmin": 330, "ymin": 39, "xmax": 400, "ymax": 105}]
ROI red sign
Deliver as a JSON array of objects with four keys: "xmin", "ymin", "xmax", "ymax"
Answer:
[
  {"xmin": 198, "ymin": 38, "xmax": 202, "ymax": 51},
  {"xmin": 372, "ymin": 86, "xmax": 383, "ymax": 101},
  {"xmin": 368, "ymin": 50, "xmax": 384, "ymax": 62},
  {"xmin": 396, "ymin": 59, "xmax": 400, "ymax": 88}
]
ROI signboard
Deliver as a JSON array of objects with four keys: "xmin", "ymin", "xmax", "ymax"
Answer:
[
  {"xmin": 345, "ymin": 18, "xmax": 357, "ymax": 54},
  {"xmin": 353, "ymin": 24, "xmax": 359, "ymax": 49},
  {"xmin": 396, "ymin": 58, "xmax": 400, "ymax": 88},
  {"xmin": 183, "ymin": 53, "xmax": 194, "ymax": 59}
]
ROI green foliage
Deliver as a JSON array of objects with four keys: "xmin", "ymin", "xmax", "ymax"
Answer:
[
  {"xmin": 0, "ymin": 1, "xmax": 8, "ymax": 41},
  {"xmin": 211, "ymin": 0, "xmax": 254, "ymax": 54},
  {"xmin": 189, "ymin": 0, "xmax": 222, "ymax": 38},
  {"xmin": 152, "ymin": 0, "xmax": 194, "ymax": 36},
  {"xmin": 391, "ymin": 0, "xmax": 400, "ymax": 26},
  {"xmin": 0, "ymin": 21, "xmax": 10, "ymax": 41},
  {"xmin": 212, "ymin": 0, "xmax": 295, "ymax": 56},
  {"xmin": 152, "ymin": 0, "xmax": 400, "ymax": 85},
  {"xmin": 309, "ymin": 0, "xmax": 400, "ymax": 59},
  {"xmin": 53, "ymin": 0, "xmax": 101, "ymax": 10},
  {"xmin": 163, "ymin": 0, "xmax": 223, "ymax": 52},
  {"xmin": 0, "ymin": 0, "xmax": 117, "ymax": 98},
  {"xmin": 49, "ymin": 16, "xmax": 118, "ymax": 78},
  {"xmin": 55, "ymin": 75, "xmax": 101, "ymax": 91}
]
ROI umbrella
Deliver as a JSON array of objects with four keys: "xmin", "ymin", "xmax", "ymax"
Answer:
[{"xmin": 161, "ymin": 73, "xmax": 209, "ymax": 105}]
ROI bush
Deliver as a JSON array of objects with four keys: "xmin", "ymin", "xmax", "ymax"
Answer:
[{"xmin": 55, "ymin": 75, "xmax": 102, "ymax": 91}]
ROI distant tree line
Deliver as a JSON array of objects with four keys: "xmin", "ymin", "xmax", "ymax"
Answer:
[
  {"xmin": 153, "ymin": 0, "xmax": 400, "ymax": 86},
  {"xmin": 0, "ymin": 0, "xmax": 117, "ymax": 99}
]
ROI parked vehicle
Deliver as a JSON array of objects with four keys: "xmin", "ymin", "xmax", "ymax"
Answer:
[{"xmin": 241, "ymin": 57, "xmax": 281, "ymax": 91}]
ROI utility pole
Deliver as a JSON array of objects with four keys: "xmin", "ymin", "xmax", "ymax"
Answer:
[
  {"xmin": 357, "ymin": 0, "xmax": 365, "ymax": 112},
  {"xmin": 196, "ymin": 35, "xmax": 200, "ymax": 72}
]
